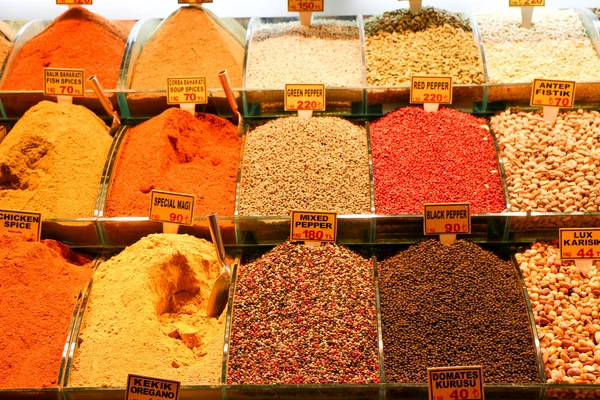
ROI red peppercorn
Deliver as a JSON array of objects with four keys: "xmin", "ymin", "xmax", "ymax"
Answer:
[{"xmin": 371, "ymin": 107, "xmax": 506, "ymax": 214}]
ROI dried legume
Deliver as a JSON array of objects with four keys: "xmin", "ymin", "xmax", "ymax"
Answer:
[
  {"xmin": 365, "ymin": 7, "xmax": 484, "ymax": 86},
  {"xmin": 517, "ymin": 241, "xmax": 600, "ymax": 384},
  {"xmin": 379, "ymin": 239, "xmax": 540, "ymax": 383},
  {"xmin": 246, "ymin": 20, "xmax": 362, "ymax": 88},
  {"xmin": 476, "ymin": 9, "xmax": 600, "ymax": 84},
  {"xmin": 371, "ymin": 107, "xmax": 505, "ymax": 214},
  {"xmin": 491, "ymin": 109, "xmax": 600, "ymax": 213},
  {"xmin": 228, "ymin": 241, "xmax": 380, "ymax": 384},
  {"xmin": 239, "ymin": 117, "xmax": 371, "ymax": 216}
]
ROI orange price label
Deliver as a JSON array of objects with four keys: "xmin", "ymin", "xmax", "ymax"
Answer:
[
  {"xmin": 285, "ymin": 84, "xmax": 325, "ymax": 112},
  {"xmin": 56, "ymin": 0, "xmax": 93, "ymax": 4},
  {"xmin": 0, "ymin": 209, "xmax": 42, "ymax": 241},
  {"xmin": 424, "ymin": 203, "xmax": 471, "ymax": 235},
  {"xmin": 530, "ymin": 79, "xmax": 575, "ymax": 108},
  {"xmin": 126, "ymin": 374, "xmax": 180, "ymax": 400},
  {"xmin": 166, "ymin": 77, "xmax": 207, "ymax": 105},
  {"xmin": 178, "ymin": 0, "xmax": 212, "ymax": 3},
  {"xmin": 428, "ymin": 366, "xmax": 484, "ymax": 400},
  {"xmin": 559, "ymin": 228, "xmax": 600, "ymax": 260},
  {"xmin": 290, "ymin": 210, "xmax": 337, "ymax": 243},
  {"xmin": 149, "ymin": 190, "xmax": 195, "ymax": 226},
  {"xmin": 411, "ymin": 76, "xmax": 453, "ymax": 105},
  {"xmin": 288, "ymin": 0, "xmax": 324, "ymax": 12},
  {"xmin": 44, "ymin": 68, "xmax": 84, "ymax": 97},
  {"xmin": 509, "ymin": 0, "xmax": 544, "ymax": 6}
]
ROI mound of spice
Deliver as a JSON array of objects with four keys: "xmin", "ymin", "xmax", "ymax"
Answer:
[
  {"xmin": 246, "ymin": 20, "xmax": 362, "ymax": 88},
  {"xmin": 371, "ymin": 107, "xmax": 505, "ymax": 214},
  {"xmin": 69, "ymin": 234, "xmax": 225, "ymax": 386},
  {"xmin": 228, "ymin": 241, "xmax": 380, "ymax": 384},
  {"xmin": 130, "ymin": 7, "xmax": 244, "ymax": 91},
  {"xmin": 476, "ymin": 9, "xmax": 600, "ymax": 84},
  {"xmin": 238, "ymin": 116, "xmax": 370, "ymax": 216},
  {"xmin": 0, "ymin": 234, "xmax": 93, "ymax": 389},
  {"xmin": 0, "ymin": 101, "xmax": 113, "ymax": 218},
  {"xmin": 517, "ymin": 241, "xmax": 600, "ymax": 384},
  {"xmin": 104, "ymin": 108, "xmax": 241, "ymax": 217},
  {"xmin": 379, "ymin": 239, "xmax": 540, "ymax": 383},
  {"xmin": 491, "ymin": 109, "xmax": 600, "ymax": 213},
  {"xmin": 2, "ymin": 8, "xmax": 128, "ymax": 90},
  {"xmin": 365, "ymin": 7, "xmax": 484, "ymax": 86}
]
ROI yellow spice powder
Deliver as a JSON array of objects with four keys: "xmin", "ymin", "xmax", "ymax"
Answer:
[
  {"xmin": 69, "ymin": 234, "xmax": 226, "ymax": 387},
  {"xmin": 0, "ymin": 101, "xmax": 112, "ymax": 218}
]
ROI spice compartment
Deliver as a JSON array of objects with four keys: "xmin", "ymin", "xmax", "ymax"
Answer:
[
  {"xmin": 62, "ymin": 249, "xmax": 240, "ymax": 397},
  {"xmin": 0, "ymin": 252, "xmax": 99, "ymax": 398},
  {"xmin": 223, "ymin": 245, "xmax": 383, "ymax": 388},
  {"xmin": 489, "ymin": 108, "xmax": 600, "ymax": 237},
  {"xmin": 242, "ymin": 16, "xmax": 366, "ymax": 118},
  {"xmin": 364, "ymin": 12, "xmax": 488, "ymax": 115},
  {"xmin": 479, "ymin": 8, "xmax": 600, "ymax": 112},
  {"xmin": 0, "ymin": 19, "xmax": 126, "ymax": 121},
  {"xmin": 117, "ymin": 7, "xmax": 245, "ymax": 120},
  {"xmin": 95, "ymin": 122, "xmax": 240, "ymax": 248},
  {"xmin": 235, "ymin": 118, "xmax": 374, "ymax": 245},
  {"xmin": 375, "ymin": 243, "xmax": 544, "ymax": 388}
]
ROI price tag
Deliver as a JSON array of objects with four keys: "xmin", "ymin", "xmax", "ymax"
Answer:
[
  {"xmin": 509, "ymin": 0, "xmax": 544, "ymax": 6},
  {"xmin": 284, "ymin": 84, "xmax": 326, "ymax": 112},
  {"xmin": 410, "ymin": 76, "xmax": 453, "ymax": 105},
  {"xmin": 288, "ymin": 0, "xmax": 324, "ymax": 12},
  {"xmin": 530, "ymin": 79, "xmax": 576, "ymax": 108},
  {"xmin": 559, "ymin": 228, "xmax": 600, "ymax": 259},
  {"xmin": 126, "ymin": 374, "xmax": 180, "ymax": 400},
  {"xmin": 428, "ymin": 366, "xmax": 484, "ymax": 400},
  {"xmin": 178, "ymin": 0, "xmax": 212, "ymax": 3},
  {"xmin": 56, "ymin": 0, "xmax": 92, "ymax": 4},
  {"xmin": 44, "ymin": 68, "xmax": 84, "ymax": 97},
  {"xmin": 424, "ymin": 203, "xmax": 471, "ymax": 235},
  {"xmin": 166, "ymin": 77, "xmax": 207, "ymax": 105},
  {"xmin": 290, "ymin": 210, "xmax": 337, "ymax": 243},
  {"xmin": 0, "ymin": 209, "xmax": 42, "ymax": 241},
  {"xmin": 149, "ymin": 190, "xmax": 195, "ymax": 226}
]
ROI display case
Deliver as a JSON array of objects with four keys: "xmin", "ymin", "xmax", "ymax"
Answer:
[
  {"xmin": 242, "ymin": 16, "xmax": 366, "ymax": 117},
  {"xmin": 364, "ymin": 13, "xmax": 487, "ymax": 115},
  {"xmin": 117, "ymin": 7, "xmax": 245, "ymax": 120},
  {"xmin": 479, "ymin": 9, "xmax": 600, "ymax": 112},
  {"xmin": 0, "ymin": 20, "xmax": 125, "ymax": 120}
]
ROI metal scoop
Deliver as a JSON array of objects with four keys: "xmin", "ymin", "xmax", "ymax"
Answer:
[
  {"xmin": 218, "ymin": 70, "xmax": 244, "ymax": 137},
  {"xmin": 206, "ymin": 213, "xmax": 231, "ymax": 318},
  {"xmin": 87, "ymin": 75, "xmax": 121, "ymax": 137}
]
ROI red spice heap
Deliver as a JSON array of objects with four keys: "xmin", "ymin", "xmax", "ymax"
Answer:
[
  {"xmin": 105, "ymin": 108, "xmax": 241, "ymax": 217},
  {"xmin": 2, "ymin": 8, "xmax": 128, "ymax": 90},
  {"xmin": 371, "ymin": 107, "xmax": 506, "ymax": 214},
  {"xmin": 0, "ymin": 235, "xmax": 93, "ymax": 388}
]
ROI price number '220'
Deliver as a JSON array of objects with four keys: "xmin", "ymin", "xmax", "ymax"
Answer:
[{"xmin": 296, "ymin": 100, "xmax": 322, "ymax": 110}]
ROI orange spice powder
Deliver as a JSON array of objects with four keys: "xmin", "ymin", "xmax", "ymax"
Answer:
[{"xmin": 2, "ymin": 8, "xmax": 129, "ymax": 90}]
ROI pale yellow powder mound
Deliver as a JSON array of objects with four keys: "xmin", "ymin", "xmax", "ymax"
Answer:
[
  {"xmin": 69, "ymin": 234, "xmax": 226, "ymax": 387},
  {"xmin": 0, "ymin": 101, "xmax": 112, "ymax": 218}
]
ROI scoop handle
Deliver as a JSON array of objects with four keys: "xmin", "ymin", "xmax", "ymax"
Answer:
[
  {"xmin": 218, "ymin": 70, "xmax": 240, "ymax": 125},
  {"xmin": 208, "ymin": 213, "xmax": 227, "ymax": 267}
]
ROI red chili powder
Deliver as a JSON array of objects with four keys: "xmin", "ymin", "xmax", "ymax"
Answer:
[
  {"xmin": 0, "ymin": 235, "xmax": 93, "ymax": 388},
  {"xmin": 371, "ymin": 107, "xmax": 506, "ymax": 214},
  {"xmin": 2, "ymin": 8, "xmax": 128, "ymax": 90},
  {"xmin": 105, "ymin": 108, "xmax": 241, "ymax": 217}
]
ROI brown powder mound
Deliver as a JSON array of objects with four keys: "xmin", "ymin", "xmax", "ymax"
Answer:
[
  {"xmin": 130, "ymin": 7, "xmax": 244, "ymax": 90},
  {"xmin": 0, "ymin": 234, "xmax": 93, "ymax": 389},
  {"xmin": 2, "ymin": 8, "xmax": 129, "ymax": 90},
  {"xmin": 105, "ymin": 108, "xmax": 241, "ymax": 217}
]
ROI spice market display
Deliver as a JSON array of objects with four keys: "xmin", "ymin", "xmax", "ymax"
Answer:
[{"xmin": 3, "ymin": 0, "xmax": 600, "ymax": 399}]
